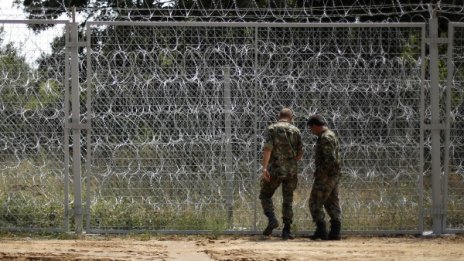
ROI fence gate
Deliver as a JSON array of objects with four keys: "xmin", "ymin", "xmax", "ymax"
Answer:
[
  {"xmin": 445, "ymin": 22, "xmax": 464, "ymax": 233},
  {"xmin": 86, "ymin": 22, "xmax": 425, "ymax": 233},
  {"xmin": 0, "ymin": 20, "xmax": 69, "ymax": 232},
  {"xmin": 82, "ymin": 21, "xmax": 427, "ymax": 234}
]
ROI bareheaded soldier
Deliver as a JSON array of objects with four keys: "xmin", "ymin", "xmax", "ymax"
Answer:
[
  {"xmin": 307, "ymin": 115, "xmax": 342, "ymax": 240},
  {"xmin": 260, "ymin": 107, "xmax": 303, "ymax": 240}
]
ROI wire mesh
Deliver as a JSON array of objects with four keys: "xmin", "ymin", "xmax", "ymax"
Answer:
[
  {"xmin": 87, "ymin": 24, "xmax": 255, "ymax": 230},
  {"xmin": 256, "ymin": 25, "xmax": 425, "ymax": 232},
  {"xmin": 447, "ymin": 23, "xmax": 464, "ymax": 231},
  {"xmin": 0, "ymin": 21, "xmax": 67, "ymax": 231},
  {"xmin": 86, "ymin": 22, "xmax": 424, "ymax": 232}
]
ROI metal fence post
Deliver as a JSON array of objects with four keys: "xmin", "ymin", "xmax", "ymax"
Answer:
[
  {"xmin": 224, "ymin": 66, "xmax": 234, "ymax": 228},
  {"xmin": 70, "ymin": 9, "xmax": 83, "ymax": 234},
  {"xmin": 85, "ymin": 22, "xmax": 93, "ymax": 232},
  {"xmin": 429, "ymin": 14, "xmax": 444, "ymax": 235},
  {"xmin": 63, "ymin": 23, "xmax": 71, "ymax": 232},
  {"xmin": 443, "ymin": 23, "xmax": 454, "ymax": 234},
  {"xmin": 253, "ymin": 26, "xmax": 259, "ymax": 231},
  {"xmin": 418, "ymin": 24, "xmax": 426, "ymax": 234}
]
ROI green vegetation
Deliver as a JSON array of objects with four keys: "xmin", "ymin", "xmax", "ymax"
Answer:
[
  {"xmin": 0, "ymin": 161, "xmax": 65, "ymax": 229},
  {"xmin": 2, "ymin": 161, "xmax": 462, "ymax": 232},
  {"xmin": 0, "ymin": 27, "xmax": 66, "ymax": 230},
  {"xmin": 90, "ymin": 198, "xmax": 229, "ymax": 230}
]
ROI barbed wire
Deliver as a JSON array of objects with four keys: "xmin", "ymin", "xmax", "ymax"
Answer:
[
  {"xmin": 2, "ymin": 1, "xmax": 464, "ymax": 23},
  {"xmin": 84, "ymin": 24, "xmax": 425, "ymax": 230}
]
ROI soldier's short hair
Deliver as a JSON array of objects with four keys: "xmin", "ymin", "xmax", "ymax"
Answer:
[
  {"xmin": 279, "ymin": 108, "xmax": 293, "ymax": 119},
  {"xmin": 307, "ymin": 115, "xmax": 327, "ymax": 126}
]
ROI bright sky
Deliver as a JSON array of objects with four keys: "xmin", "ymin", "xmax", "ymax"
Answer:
[
  {"xmin": 0, "ymin": 0, "xmax": 171, "ymax": 66},
  {"xmin": 0, "ymin": 0, "xmax": 67, "ymax": 66}
]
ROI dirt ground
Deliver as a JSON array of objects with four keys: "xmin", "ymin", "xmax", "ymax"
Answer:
[{"xmin": 1, "ymin": 234, "xmax": 464, "ymax": 261}]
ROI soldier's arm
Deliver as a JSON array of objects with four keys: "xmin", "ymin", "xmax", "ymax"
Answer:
[
  {"xmin": 262, "ymin": 127, "xmax": 274, "ymax": 182},
  {"xmin": 295, "ymin": 132, "xmax": 303, "ymax": 161},
  {"xmin": 317, "ymin": 135, "xmax": 337, "ymax": 174},
  {"xmin": 262, "ymin": 147, "xmax": 272, "ymax": 182}
]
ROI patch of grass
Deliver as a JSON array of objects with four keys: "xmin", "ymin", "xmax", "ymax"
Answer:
[
  {"xmin": 139, "ymin": 233, "xmax": 151, "ymax": 241},
  {"xmin": 89, "ymin": 197, "xmax": 229, "ymax": 230},
  {"xmin": 2, "ymin": 160, "xmax": 459, "ymax": 233},
  {"xmin": 0, "ymin": 161, "xmax": 65, "ymax": 229}
]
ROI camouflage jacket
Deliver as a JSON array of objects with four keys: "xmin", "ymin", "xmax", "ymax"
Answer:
[
  {"xmin": 314, "ymin": 129, "xmax": 341, "ymax": 176},
  {"xmin": 264, "ymin": 120, "xmax": 303, "ymax": 178}
]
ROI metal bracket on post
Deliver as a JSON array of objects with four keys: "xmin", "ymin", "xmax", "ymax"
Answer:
[
  {"xmin": 426, "ymin": 37, "xmax": 448, "ymax": 44},
  {"xmin": 65, "ymin": 122, "xmax": 91, "ymax": 130},
  {"xmin": 424, "ymin": 123, "xmax": 446, "ymax": 130},
  {"xmin": 70, "ymin": 42, "xmax": 88, "ymax": 48}
]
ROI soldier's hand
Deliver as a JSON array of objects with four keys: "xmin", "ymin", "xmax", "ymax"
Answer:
[{"xmin": 262, "ymin": 169, "xmax": 271, "ymax": 182}]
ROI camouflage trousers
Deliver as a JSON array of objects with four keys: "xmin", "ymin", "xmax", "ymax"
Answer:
[
  {"xmin": 309, "ymin": 172, "xmax": 341, "ymax": 223},
  {"xmin": 259, "ymin": 175, "xmax": 298, "ymax": 225}
]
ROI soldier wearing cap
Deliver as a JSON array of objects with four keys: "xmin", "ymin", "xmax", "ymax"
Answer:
[
  {"xmin": 260, "ymin": 107, "xmax": 303, "ymax": 240},
  {"xmin": 307, "ymin": 114, "xmax": 342, "ymax": 240}
]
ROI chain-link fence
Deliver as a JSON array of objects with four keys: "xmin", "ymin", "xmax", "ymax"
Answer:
[
  {"xmin": 83, "ymin": 22, "xmax": 426, "ymax": 233},
  {"xmin": 0, "ymin": 17, "xmax": 462, "ymax": 234},
  {"xmin": 0, "ymin": 20, "xmax": 69, "ymax": 231},
  {"xmin": 447, "ymin": 23, "xmax": 464, "ymax": 232}
]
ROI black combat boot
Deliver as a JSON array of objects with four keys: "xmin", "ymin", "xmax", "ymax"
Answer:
[
  {"xmin": 328, "ymin": 220, "xmax": 341, "ymax": 240},
  {"xmin": 263, "ymin": 212, "xmax": 279, "ymax": 236},
  {"xmin": 281, "ymin": 223, "xmax": 294, "ymax": 240},
  {"xmin": 309, "ymin": 221, "xmax": 328, "ymax": 240}
]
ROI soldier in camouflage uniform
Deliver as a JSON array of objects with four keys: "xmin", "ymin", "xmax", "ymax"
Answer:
[
  {"xmin": 307, "ymin": 115, "xmax": 342, "ymax": 240},
  {"xmin": 260, "ymin": 108, "xmax": 303, "ymax": 240}
]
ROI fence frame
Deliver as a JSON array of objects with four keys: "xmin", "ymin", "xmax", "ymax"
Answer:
[
  {"xmin": 445, "ymin": 22, "xmax": 464, "ymax": 234},
  {"xmin": 5, "ymin": 19, "xmax": 457, "ymax": 235},
  {"xmin": 82, "ymin": 21, "xmax": 427, "ymax": 235},
  {"xmin": 0, "ymin": 19, "xmax": 70, "ymax": 233}
]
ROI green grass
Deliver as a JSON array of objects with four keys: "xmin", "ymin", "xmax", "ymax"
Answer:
[
  {"xmin": 1, "ymin": 161, "xmax": 460, "ymax": 233},
  {"xmin": 0, "ymin": 160, "xmax": 65, "ymax": 229},
  {"xmin": 89, "ymin": 197, "xmax": 229, "ymax": 230}
]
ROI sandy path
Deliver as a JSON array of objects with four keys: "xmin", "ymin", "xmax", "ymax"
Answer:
[
  {"xmin": 197, "ymin": 235, "xmax": 464, "ymax": 261},
  {"xmin": 0, "ymin": 237, "xmax": 213, "ymax": 261},
  {"xmin": 1, "ymin": 235, "xmax": 464, "ymax": 260},
  {"xmin": 164, "ymin": 240, "xmax": 213, "ymax": 261},
  {"xmin": 0, "ymin": 238, "xmax": 168, "ymax": 260}
]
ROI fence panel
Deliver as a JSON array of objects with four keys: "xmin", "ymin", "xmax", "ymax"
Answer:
[
  {"xmin": 0, "ymin": 20, "xmax": 68, "ymax": 231},
  {"xmin": 86, "ymin": 23, "xmax": 256, "ymax": 232},
  {"xmin": 256, "ymin": 25, "xmax": 425, "ymax": 233},
  {"xmin": 446, "ymin": 23, "xmax": 464, "ymax": 232},
  {"xmin": 85, "ymin": 22, "xmax": 425, "ymax": 233}
]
